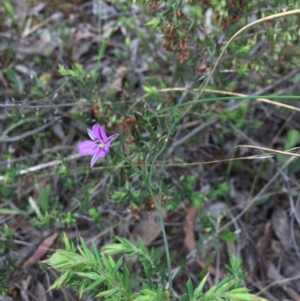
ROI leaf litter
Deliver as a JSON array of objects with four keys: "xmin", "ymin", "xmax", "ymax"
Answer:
[{"xmin": 1, "ymin": 0, "xmax": 300, "ymax": 300}]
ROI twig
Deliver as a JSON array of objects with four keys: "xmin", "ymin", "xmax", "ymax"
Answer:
[
  {"xmin": 2, "ymin": 117, "xmax": 61, "ymax": 142},
  {"xmin": 204, "ymin": 155, "xmax": 296, "ymax": 245},
  {"xmin": 166, "ymin": 119, "xmax": 216, "ymax": 155}
]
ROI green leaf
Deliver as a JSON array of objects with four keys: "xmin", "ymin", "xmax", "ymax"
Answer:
[
  {"xmin": 92, "ymin": 243, "xmax": 102, "ymax": 265},
  {"xmin": 143, "ymin": 85, "xmax": 159, "ymax": 95},
  {"xmin": 4, "ymin": 1, "xmax": 14, "ymax": 18},
  {"xmin": 185, "ymin": 175, "xmax": 197, "ymax": 190},
  {"xmin": 58, "ymin": 64, "xmax": 73, "ymax": 77},
  {"xmin": 191, "ymin": 192, "xmax": 205, "ymax": 210},
  {"xmin": 137, "ymin": 236, "xmax": 147, "ymax": 252},
  {"xmin": 0, "ymin": 208, "xmax": 27, "ymax": 216},
  {"xmin": 74, "ymin": 62, "xmax": 85, "ymax": 75},
  {"xmin": 198, "ymin": 252, "xmax": 216, "ymax": 281},
  {"xmin": 96, "ymin": 288, "xmax": 118, "ymax": 297},
  {"xmin": 186, "ymin": 278, "xmax": 194, "ymax": 301},
  {"xmin": 112, "ymin": 257, "xmax": 123, "ymax": 275},
  {"xmin": 28, "ymin": 197, "xmax": 42, "ymax": 219},
  {"xmin": 85, "ymin": 277, "xmax": 106, "ymax": 291},
  {"xmin": 194, "ymin": 273, "xmax": 209, "ymax": 297},
  {"xmin": 48, "ymin": 271, "xmax": 72, "ymax": 289},
  {"xmin": 215, "ymin": 279, "xmax": 236, "ymax": 294},
  {"xmin": 284, "ymin": 129, "xmax": 300, "ymax": 150},
  {"xmin": 63, "ymin": 232, "xmax": 75, "ymax": 252},
  {"xmin": 173, "ymin": 156, "xmax": 184, "ymax": 163},
  {"xmin": 156, "ymin": 285, "xmax": 164, "ymax": 301},
  {"xmin": 220, "ymin": 230, "xmax": 237, "ymax": 243},
  {"xmin": 40, "ymin": 185, "xmax": 51, "ymax": 213},
  {"xmin": 123, "ymin": 267, "xmax": 130, "ymax": 290},
  {"xmin": 79, "ymin": 236, "xmax": 93, "ymax": 260},
  {"xmin": 134, "ymin": 112, "xmax": 147, "ymax": 126},
  {"xmin": 180, "ymin": 293, "xmax": 189, "ymax": 301},
  {"xmin": 4, "ymin": 68, "xmax": 24, "ymax": 93},
  {"xmin": 79, "ymin": 280, "xmax": 88, "ymax": 298},
  {"xmin": 236, "ymin": 45, "xmax": 251, "ymax": 55},
  {"xmin": 145, "ymin": 18, "xmax": 160, "ymax": 27},
  {"xmin": 75, "ymin": 272, "xmax": 103, "ymax": 280}
]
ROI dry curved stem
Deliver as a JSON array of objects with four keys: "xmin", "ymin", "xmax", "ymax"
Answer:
[
  {"xmin": 257, "ymin": 273, "xmax": 300, "ymax": 298},
  {"xmin": 196, "ymin": 9, "xmax": 300, "ymax": 101},
  {"xmin": 0, "ymin": 149, "xmax": 287, "ymax": 182},
  {"xmin": 128, "ymin": 87, "xmax": 300, "ymax": 113},
  {"xmin": 202, "ymin": 154, "xmax": 296, "ymax": 246},
  {"xmin": 235, "ymin": 145, "xmax": 300, "ymax": 158},
  {"xmin": 204, "ymin": 89, "xmax": 300, "ymax": 113}
]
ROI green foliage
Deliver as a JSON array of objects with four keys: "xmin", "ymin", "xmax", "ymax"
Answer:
[
  {"xmin": 220, "ymin": 102, "xmax": 250, "ymax": 129},
  {"xmin": 45, "ymin": 234, "xmax": 267, "ymax": 301},
  {"xmin": 3, "ymin": 1, "xmax": 14, "ymax": 19},
  {"xmin": 44, "ymin": 233, "xmax": 163, "ymax": 300},
  {"xmin": 28, "ymin": 188, "xmax": 76, "ymax": 229},
  {"xmin": 284, "ymin": 129, "xmax": 300, "ymax": 150},
  {"xmin": 277, "ymin": 129, "xmax": 300, "ymax": 173},
  {"xmin": 208, "ymin": 182, "xmax": 230, "ymax": 199},
  {"xmin": 220, "ymin": 230, "xmax": 237, "ymax": 243},
  {"xmin": 4, "ymin": 68, "xmax": 24, "ymax": 94}
]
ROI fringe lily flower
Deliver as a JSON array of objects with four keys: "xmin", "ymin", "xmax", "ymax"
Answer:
[{"xmin": 78, "ymin": 124, "xmax": 119, "ymax": 168}]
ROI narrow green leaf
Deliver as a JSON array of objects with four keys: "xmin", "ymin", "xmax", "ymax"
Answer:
[
  {"xmin": 63, "ymin": 232, "xmax": 74, "ymax": 252},
  {"xmin": 0, "ymin": 208, "xmax": 27, "ymax": 215},
  {"xmin": 40, "ymin": 185, "xmax": 51, "ymax": 213},
  {"xmin": 79, "ymin": 236, "xmax": 92, "ymax": 260},
  {"xmin": 112, "ymin": 257, "xmax": 123, "ymax": 275},
  {"xmin": 198, "ymin": 251, "xmax": 216, "ymax": 281},
  {"xmin": 187, "ymin": 278, "xmax": 194, "ymax": 301},
  {"xmin": 28, "ymin": 197, "xmax": 42, "ymax": 218},
  {"xmin": 96, "ymin": 288, "xmax": 118, "ymax": 297},
  {"xmin": 194, "ymin": 273, "xmax": 209, "ymax": 297},
  {"xmin": 123, "ymin": 267, "xmax": 130, "ymax": 291},
  {"xmin": 92, "ymin": 243, "xmax": 102, "ymax": 266},
  {"xmin": 85, "ymin": 277, "xmax": 106, "ymax": 291},
  {"xmin": 285, "ymin": 129, "xmax": 300, "ymax": 150},
  {"xmin": 75, "ymin": 272, "xmax": 102, "ymax": 280},
  {"xmin": 180, "ymin": 293, "xmax": 189, "ymax": 301},
  {"xmin": 4, "ymin": 1, "xmax": 14, "ymax": 18},
  {"xmin": 220, "ymin": 230, "xmax": 237, "ymax": 243}
]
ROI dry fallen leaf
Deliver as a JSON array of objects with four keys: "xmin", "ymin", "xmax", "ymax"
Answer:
[
  {"xmin": 16, "ymin": 41, "xmax": 56, "ymax": 59},
  {"xmin": 23, "ymin": 234, "xmax": 57, "ymax": 268},
  {"xmin": 15, "ymin": 0, "xmax": 29, "ymax": 26},
  {"xmin": 36, "ymin": 281, "xmax": 47, "ymax": 301},
  {"xmin": 131, "ymin": 210, "xmax": 164, "ymax": 246},
  {"xmin": 20, "ymin": 275, "xmax": 31, "ymax": 301},
  {"xmin": 108, "ymin": 65, "xmax": 127, "ymax": 94},
  {"xmin": 271, "ymin": 207, "xmax": 291, "ymax": 252},
  {"xmin": 184, "ymin": 206, "xmax": 196, "ymax": 251},
  {"xmin": 267, "ymin": 261, "xmax": 300, "ymax": 301},
  {"xmin": 184, "ymin": 205, "xmax": 227, "ymax": 278}
]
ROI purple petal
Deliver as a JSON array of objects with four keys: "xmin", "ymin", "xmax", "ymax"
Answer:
[
  {"xmin": 78, "ymin": 141, "xmax": 98, "ymax": 156},
  {"xmin": 103, "ymin": 144, "xmax": 109, "ymax": 155},
  {"xmin": 92, "ymin": 124, "xmax": 107, "ymax": 141},
  {"xmin": 90, "ymin": 154, "xmax": 98, "ymax": 168},
  {"xmin": 90, "ymin": 149, "xmax": 107, "ymax": 168},
  {"xmin": 96, "ymin": 148, "xmax": 107, "ymax": 158},
  {"xmin": 87, "ymin": 128, "xmax": 96, "ymax": 140},
  {"xmin": 108, "ymin": 134, "xmax": 119, "ymax": 143}
]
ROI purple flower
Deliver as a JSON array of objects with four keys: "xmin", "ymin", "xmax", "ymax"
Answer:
[{"xmin": 78, "ymin": 124, "xmax": 119, "ymax": 168}]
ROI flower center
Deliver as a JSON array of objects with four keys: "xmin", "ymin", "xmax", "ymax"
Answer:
[{"xmin": 97, "ymin": 139, "xmax": 105, "ymax": 149}]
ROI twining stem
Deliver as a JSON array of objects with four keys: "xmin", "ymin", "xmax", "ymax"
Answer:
[
  {"xmin": 111, "ymin": 148, "xmax": 173, "ymax": 293},
  {"xmin": 147, "ymin": 181, "xmax": 173, "ymax": 294},
  {"xmin": 112, "ymin": 114, "xmax": 179, "ymax": 294}
]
